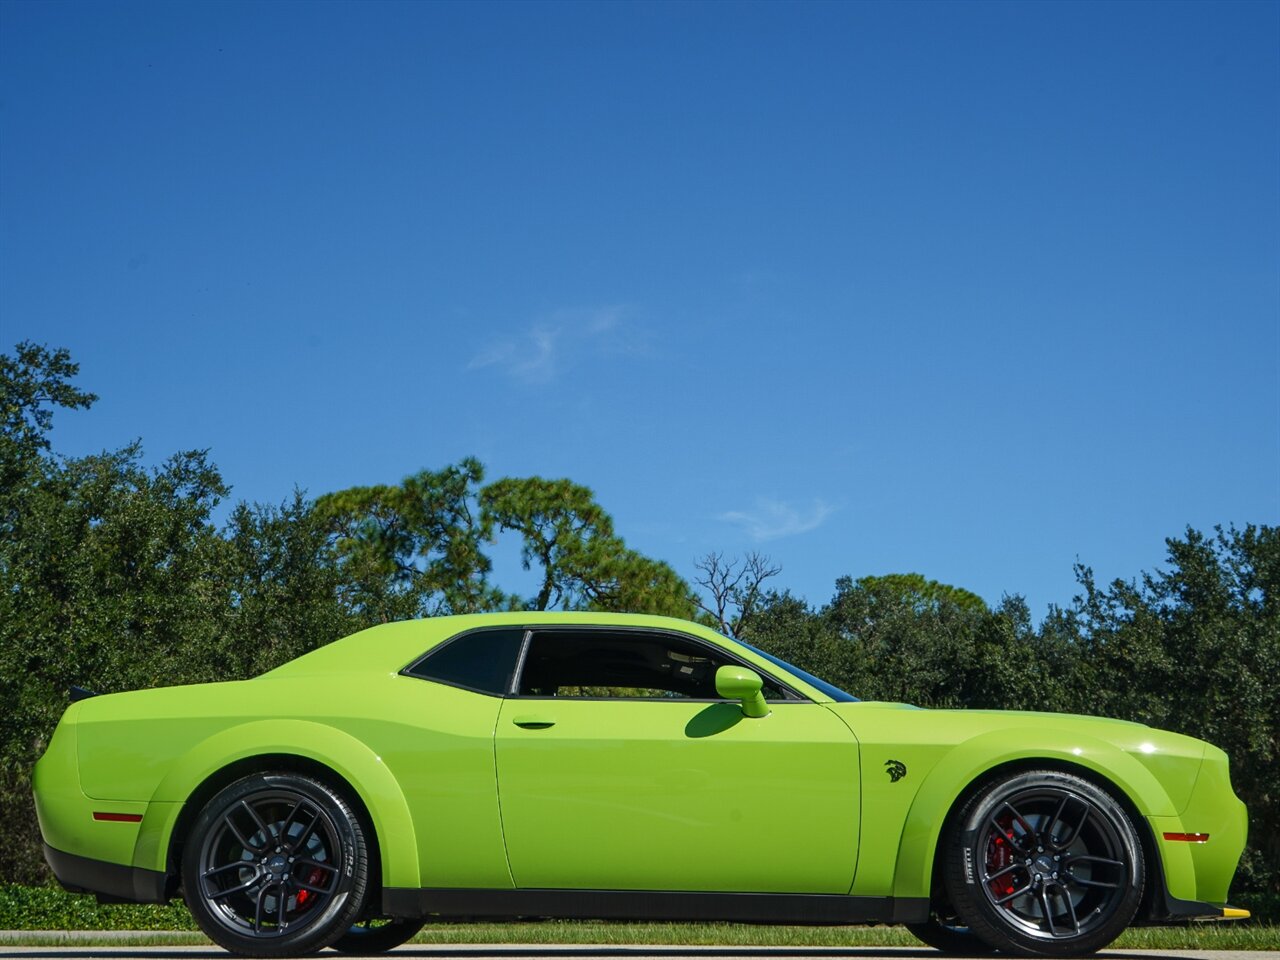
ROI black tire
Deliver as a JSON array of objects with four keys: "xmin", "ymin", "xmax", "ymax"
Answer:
[
  {"xmin": 330, "ymin": 918, "xmax": 425, "ymax": 954},
  {"xmin": 181, "ymin": 772, "xmax": 371, "ymax": 957},
  {"xmin": 942, "ymin": 769, "xmax": 1144, "ymax": 957}
]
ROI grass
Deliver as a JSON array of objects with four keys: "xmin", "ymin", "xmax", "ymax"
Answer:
[{"xmin": 0, "ymin": 931, "xmax": 208, "ymax": 947}]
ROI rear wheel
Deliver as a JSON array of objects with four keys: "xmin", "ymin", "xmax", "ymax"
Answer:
[
  {"xmin": 330, "ymin": 918, "xmax": 425, "ymax": 954},
  {"xmin": 942, "ymin": 769, "xmax": 1144, "ymax": 957},
  {"xmin": 182, "ymin": 772, "xmax": 371, "ymax": 957}
]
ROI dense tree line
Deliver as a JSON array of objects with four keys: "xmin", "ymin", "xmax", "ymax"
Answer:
[{"xmin": 1, "ymin": 343, "xmax": 1276, "ymax": 920}]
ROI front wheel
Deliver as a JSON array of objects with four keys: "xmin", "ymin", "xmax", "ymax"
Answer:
[
  {"xmin": 181, "ymin": 772, "xmax": 371, "ymax": 957},
  {"xmin": 941, "ymin": 769, "xmax": 1144, "ymax": 957}
]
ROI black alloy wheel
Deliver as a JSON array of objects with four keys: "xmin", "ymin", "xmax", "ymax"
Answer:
[
  {"xmin": 330, "ymin": 917, "xmax": 426, "ymax": 954},
  {"xmin": 182, "ymin": 773, "xmax": 370, "ymax": 957},
  {"xmin": 942, "ymin": 769, "xmax": 1144, "ymax": 957}
]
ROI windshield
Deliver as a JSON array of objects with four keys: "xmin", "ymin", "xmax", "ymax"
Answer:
[{"xmin": 734, "ymin": 638, "xmax": 859, "ymax": 702}]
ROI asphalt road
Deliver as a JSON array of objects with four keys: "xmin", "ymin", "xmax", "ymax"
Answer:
[{"xmin": 0, "ymin": 947, "xmax": 1276, "ymax": 960}]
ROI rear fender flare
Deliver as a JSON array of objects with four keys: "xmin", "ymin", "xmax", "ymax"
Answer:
[{"xmin": 133, "ymin": 719, "xmax": 419, "ymax": 888}]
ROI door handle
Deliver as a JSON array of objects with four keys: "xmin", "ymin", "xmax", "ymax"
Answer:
[{"xmin": 512, "ymin": 716, "xmax": 556, "ymax": 729}]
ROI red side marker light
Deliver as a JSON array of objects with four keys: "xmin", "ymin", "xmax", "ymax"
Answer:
[
  {"xmin": 93, "ymin": 812, "xmax": 143, "ymax": 823},
  {"xmin": 1163, "ymin": 832, "xmax": 1209, "ymax": 843}
]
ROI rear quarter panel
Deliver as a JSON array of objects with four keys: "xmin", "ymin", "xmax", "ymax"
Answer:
[{"xmin": 73, "ymin": 670, "xmax": 510, "ymax": 890}]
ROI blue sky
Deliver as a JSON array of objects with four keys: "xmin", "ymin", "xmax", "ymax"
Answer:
[{"xmin": 2, "ymin": 0, "xmax": 1277, "ymax": 616}]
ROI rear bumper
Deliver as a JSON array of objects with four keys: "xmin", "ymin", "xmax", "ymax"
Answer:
[{"xmin": 43, "ymin": 843, "xmax": 168, "ymax": 904}]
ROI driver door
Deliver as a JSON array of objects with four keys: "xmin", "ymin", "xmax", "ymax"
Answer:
[{"xmin": 494, "ymin": 627, "xmax": 860, "ymax": 893}]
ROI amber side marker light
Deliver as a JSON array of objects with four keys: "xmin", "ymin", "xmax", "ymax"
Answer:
[
  {"xmin": 92, "ymin": 812, "xmax": 143, "ymax": 823},
  {"xmin": 1163, "ymin": 832, "xmax": 1210, "ymax": 842}
]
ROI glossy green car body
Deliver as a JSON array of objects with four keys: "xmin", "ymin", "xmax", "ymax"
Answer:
[{"xmin": 34, "ymin": 612, "xmax": 1247, "ymax": 934}]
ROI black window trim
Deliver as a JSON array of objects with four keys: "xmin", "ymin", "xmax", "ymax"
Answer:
[
  {"xmin": 399, "ymin": 626, "xmax": 530, "ymax": 698},
  {"xmin": 401, "ymin": 623, "xmax": 813, "ymax": 704},
  {"xmin": 507, "ymin": 624, "xmax": 810, "ymax": 704}
]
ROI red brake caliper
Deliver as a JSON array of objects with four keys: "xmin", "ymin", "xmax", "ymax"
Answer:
[
  {"xmin": 294, "ymin": 868, "xmax": 326, "ymax": 910},
  {"xmin": 986, "ymin": 814, "xmax": 1017, "ymax": 898}
]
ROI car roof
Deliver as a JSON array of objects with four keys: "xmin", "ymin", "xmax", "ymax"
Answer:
[
  {"xmin": 263, "ymin": 612, "xmax": 731, "ymax": 678},
  {"xmin": 259, "ymin": 612, "xmax": 831, "ymax": 701}
]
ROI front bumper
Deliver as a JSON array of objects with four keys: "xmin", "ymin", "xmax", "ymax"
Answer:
[
  {"xmin": 1140, "ymin": 744, "xmax": 1250, "ymax": 924},
  {"xmin": 1154, "ymin": 888, "xmax": 1251, "ymax": 922}
]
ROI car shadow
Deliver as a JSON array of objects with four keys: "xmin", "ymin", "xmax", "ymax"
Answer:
[
  {"xmin": 0, "ymin": 953, "xmax": 939, "ymax": 959},
  {"xmin": 684, "ymin": 703, "xmax": 744, "ymax": 738},
  {"xmin": 0, "ymin": 950, "xmax": 1196, "ymax": 960}
]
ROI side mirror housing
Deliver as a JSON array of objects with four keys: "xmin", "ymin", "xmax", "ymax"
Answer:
[{"xmin": 715, "ymin": 665, "xmax": 770, "ymax": 719}]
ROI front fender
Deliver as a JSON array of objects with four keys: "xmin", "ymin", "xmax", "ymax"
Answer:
[
  {"xmin": 890, "ymin": 729, "xmax": 1180, "ymax": 899},
  {"xmin": 133, "ymin": 719, "xmax": 420, "ymax": 889}
]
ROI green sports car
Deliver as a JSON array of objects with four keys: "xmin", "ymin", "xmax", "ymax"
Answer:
[{"xmin": 34, "ymin": 613, "xmax": 1248, "ymax": 957}]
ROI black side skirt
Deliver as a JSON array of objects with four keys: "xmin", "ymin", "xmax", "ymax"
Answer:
[{"xmin": 383, "ymin": 888, "xmax": 930, "ymax": 925}]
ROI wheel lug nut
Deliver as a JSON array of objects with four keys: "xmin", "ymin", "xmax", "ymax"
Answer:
[
  {"xmin": 1037, "ymin": 846, "xmax": 1044, "ymax": 852},
  {"xmin": 1052, "ymin": 872, "xmax": 1058, "ymax": 879}
]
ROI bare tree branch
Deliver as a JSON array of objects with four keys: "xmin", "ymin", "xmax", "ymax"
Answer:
[{"xmin": 693, "ymin": 551, "xmax": 781, "ymax": 638}]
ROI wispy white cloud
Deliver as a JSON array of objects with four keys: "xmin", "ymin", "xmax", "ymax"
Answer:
[
  {"xmin": 585, "ymin": 306, "xmax": 623, "ymax": 335},
  {"xmin": 718, "ymin": 498, "xmax": 835, "ymax": 542},
  {"xmin": 466, "ymin": 325, "xmax": 559, "ymax": 384},
  {"xmin": 467, "ymin": 306, "xmax": 636, "ymax": 384}
]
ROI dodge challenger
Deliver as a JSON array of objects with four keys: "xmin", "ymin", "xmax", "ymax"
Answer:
[{"xmin": 33, "ymin": 613, "xmax": 1249, "ymax": 957}]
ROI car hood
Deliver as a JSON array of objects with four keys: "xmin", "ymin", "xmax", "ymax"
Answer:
[
  {"xmin": 824, "ymin": 701, "xmax": 1210, "ymax": 814},
  {"xmin": 828, "ymin": 700, "xmax": 1190, "ymax": 747}
]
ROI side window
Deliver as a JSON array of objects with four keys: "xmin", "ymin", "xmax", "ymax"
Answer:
[
  {"xmin": 405, "ymin": 628, "xmax": 525, "ymax": 696},
  {"xmin": 516, "ymin": 630, "xmax": 789, "ymax": 700}
]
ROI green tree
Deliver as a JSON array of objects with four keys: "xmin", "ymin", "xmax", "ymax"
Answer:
[
  {"xmin": 821, "ymin": 573, "xmax": 991, "ymax": 706},
  {"xmin": 580, "ymin": 548, "xmax": 698, "ymax": 618},
  {"xmin": 741, "ymin": 589, "xmax": 852, "ymax": 685},
  {"xmin": 479, "ymin": 476, "xmax": 613, "ymax": 611},
  {"xmin": 0, "ymin": 342, "xmax": 98, "ymax": 538},
  {"xmin": 0, "ymin": 341, "xmax": 97, "ymax": 460},
  {"xmin": 217, "ymin": 493, "xmax": 366, "ymax": 677},
  {"xmin": 480, "ymin": 476, "xmax": 695, "ymax": 617},
  {"xmin": 314, "ymin": 458, "xmax": 502, "ymax": 621},
  {"xmin": 965, "ymin": 594, "xmax": 1077, "ymax": 711}
]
